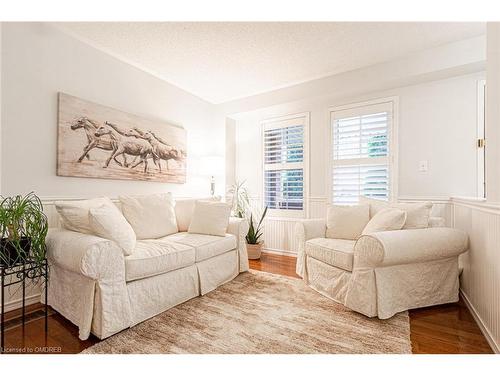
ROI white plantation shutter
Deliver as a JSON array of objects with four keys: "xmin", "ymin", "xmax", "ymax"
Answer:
[
  {"xmin": 331, "ymin": 102, "xmax": 394, "ymax": 205},
  {"xmin": 263, "ymin": 114, "xmax": 308, "ymax": 214}
]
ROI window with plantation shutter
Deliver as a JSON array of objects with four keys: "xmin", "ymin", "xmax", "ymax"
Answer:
[
  {"xmin": 330, "ymin": 100, "xmax": 396, "ymax": 205},
  {"xmin": 263, "ymin": 113, "xmax": 309, "ymax": 216}
]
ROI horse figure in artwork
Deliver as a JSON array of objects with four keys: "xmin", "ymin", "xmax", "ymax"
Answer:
[
  {"xmin": 94, "ymin": 123, "xmax": 156, "ymax": 172},
  {"xmin": 70, "ymin": 117, "xmax": 129, "ymax": 166},
  {"xmin": 132, "ymin": 127, "xmax": 186, "ymax": 172}
]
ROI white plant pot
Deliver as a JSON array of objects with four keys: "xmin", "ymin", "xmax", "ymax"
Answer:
[{"xmin": 247, "ymin": 243, "xmax": 263, "ymax": 260}]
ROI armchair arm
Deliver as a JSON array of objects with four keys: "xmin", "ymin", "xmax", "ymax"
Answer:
[
  {"xmin": 354, "ymin": 227, "xmax": 468, "ymax": 269},
  {"xmin": 227, "ymin": 217, "xmax": 250, "ymax": 272},
  {"xmin": 295, "ymin": 219, "xmax": 326, "ymax": 277},
  {"xmin": 46, "ymin": 228, "xmax": 125, "ymax": 280}
]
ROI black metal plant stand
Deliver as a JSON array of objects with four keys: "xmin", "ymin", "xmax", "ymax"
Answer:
[{"xmin": 0, "ymin": 258, "xmax": 48, "ymax": 354}]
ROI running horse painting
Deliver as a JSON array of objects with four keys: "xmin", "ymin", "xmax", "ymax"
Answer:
[{"xmin": 57, "ymin": 93, "xmax": 187, "ymax": 183}]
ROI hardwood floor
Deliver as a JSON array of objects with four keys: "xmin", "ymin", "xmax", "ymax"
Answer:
[{"xmin": 1, "ymin": 252, "xmax": 493, "ymax": 354}]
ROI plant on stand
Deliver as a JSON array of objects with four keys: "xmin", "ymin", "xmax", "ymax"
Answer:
[
  {"xmin": 0, "ymin": 192, "xmax": 48, "ymax": 268},
  {"xmin": 245, "ymin": 206, "xmax": 268, "ymax": 260}
]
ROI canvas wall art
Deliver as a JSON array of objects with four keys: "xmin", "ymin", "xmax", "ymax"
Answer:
[{"xmin": 57, "ymin": 93, "xmax": 187, "ymax": 183}]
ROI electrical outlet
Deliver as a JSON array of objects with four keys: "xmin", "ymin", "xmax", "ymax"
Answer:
[{"xmin": 419, "ymin": 160, "xmax": 428, "ymax": 172}]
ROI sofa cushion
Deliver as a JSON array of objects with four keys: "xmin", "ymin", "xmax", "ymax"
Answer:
[
  {"xmin": 125, "ymin": 238, "xmax": 194, "ymax": 282},
  {"xmin": 89, "ymin": 203, "xmax": 136, "ymax": 256},
  {"xmin": 188, "ymin": 201, "xmax": 232, "ymax": 237},
  {"xmin": 305, "ymin": 238, "xmax": 356, "ymax": 272},
  {"xmin": 166, "ymin": 232, "xmax": 237, "ymax": 262},
  {"xmin": 119, "ymin": 193, "xmax": 178, "ymax": 240},
  {"xmin": 55, "ymin": 197, "xmax": 113, "ymax": 234},
  {"xmin": 175, "ymin": 196, "xmax": 221, "ymax": 232}
]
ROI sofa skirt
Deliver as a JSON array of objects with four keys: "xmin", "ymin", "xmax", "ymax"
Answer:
[
  {"xmin": 305, "ymin": 256, "xmax": 351, "ymax": 305},
  {"xmin": 127, "ymin": 264, "xmax": 200, "ymax": 327}
]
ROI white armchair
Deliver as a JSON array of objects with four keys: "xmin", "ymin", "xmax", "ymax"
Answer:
[{"xmin": 295, "ymin": 217, "xmax": 469, "ymax": 319}]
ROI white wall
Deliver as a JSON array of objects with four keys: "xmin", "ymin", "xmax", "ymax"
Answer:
[
  {"xmin": 232, "ymin": 72, "xmax": 483, "ymax": 204},
  {"xmin": 0, "ymin": 23, "xmax": 225, "ymax": 311},
  {"xmin": 229, "ymin": 75, "xmax": 483, "ymax": 257},
  {"xmin": 452, "ymin": 22, "xmax": 500, "ymax": 354},
  {"xmin": 1, "ymin": 23, "xmax": 223, "ymax": 199}
]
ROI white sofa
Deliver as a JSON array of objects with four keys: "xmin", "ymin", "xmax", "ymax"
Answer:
[
  {"xmin": 45, "ymin": 198, "xmax": 249, "ymax": 340},
  {"xmin": 295, "ymin": 215, "xmax": 469, "ymax": 319}
]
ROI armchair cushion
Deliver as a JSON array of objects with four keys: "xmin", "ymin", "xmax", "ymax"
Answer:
[
  {"xmin": 305, "ymin": 238, "xmax": 355, "ymax": 271},
  {"xmin": 359, "ymin": 196, "xmax": 433, "ymax": 229},
  {"xmin": 326, "ymin": 204, "xmax": 370, "ymax": 240},
  {"xmin": 362, "ymin": 208, "xmax": 407, "ymax": 235},
  {"xmin": 354, "ymin": 227, "xmax": 468, "ymax": 269}
]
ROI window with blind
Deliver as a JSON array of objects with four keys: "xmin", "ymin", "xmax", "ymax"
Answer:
[
  {"xmin": 330, "ymin": 100, "xmax": 395, "ymax": 205},
  {"xmin": 263, "ymin": 113, "xmax": 308, "ymax": 215}
]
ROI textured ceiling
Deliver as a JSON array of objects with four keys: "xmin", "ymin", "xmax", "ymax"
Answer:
[{"xmin": 55, "ymin": 22, "xmax": 485, "ymax": 104}]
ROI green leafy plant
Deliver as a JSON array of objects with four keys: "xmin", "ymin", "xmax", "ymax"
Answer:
[
  {"xmin": 227, "ymin": 180, "xmax": 250, "ymax": 218},
  {"xmin": 245, "ymin": 206, "xmax": 268, "ymax": 245},
  {"xmin": 0, "ymin": 192, "xmax": 48, "ymax": 267}
]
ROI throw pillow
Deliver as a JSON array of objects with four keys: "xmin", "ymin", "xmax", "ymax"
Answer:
[
  {"xmin": 392, "ymin": 201, "xmax": 433, "ymax": 229},
  {"xmin": 358, "ymin": 196, "xmax": 433, "ymax": 229},
  {"xmin": 326, "ymin": 204, "xmax": 370, "ymax": 240},
  {"xmin": 89, "ymin": 204, "xmax": 136, "ymax": 256},
  {"xmin": 119, "ymin": 193, "xmax": 178, "ymax": 239},
  {"xmin": 188, "ymin": 201, "xmax": 231, "ymax": 237},
  {"xmin": 362, "ymin": 208, "xmax": 407, "ymax": 235},
  {"xmin": 358, "ymin": 196, "xmax": 389, "ymax": 218},
  {"xmin": 55, "ymin": 197, "xmax": 113, "ymax": 234},
  {"xmin": 175, "ymin": 196, "xmax": 221, "ymax": 232}
]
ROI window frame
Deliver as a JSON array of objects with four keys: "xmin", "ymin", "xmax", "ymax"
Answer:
[
  {"xmin": 327, "ymin": 97, "xmax": 399, "ymax": 205},
  {"xmin": 261, "ymin": 112, "xmax": 310, "ymax": 218}
]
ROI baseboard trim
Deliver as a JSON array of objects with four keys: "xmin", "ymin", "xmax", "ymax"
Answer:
[
  {"xmin": 460, "ymin": 289, "xmax": 499, "ymax": 353},
  {"xmin": 262, "ymin": 248, "xmax": 297, "ymax": 257},
  {"xmin": 3, "ymin": 293, "xmax": 41, "ymax": 313}
]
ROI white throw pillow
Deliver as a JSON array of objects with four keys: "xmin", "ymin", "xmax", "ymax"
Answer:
[
  {"xmin": 89, "ymin": 204, "xmax": 136, "ymax": 255},
  {"xmin": 188, "ymin": 201, "xmax": 231, "ymax": 237},
  {"xmin": 55, "ymin": 197, "xmax": 113, "ymax": 234},
  {"xmin": 175, "ymin": 196, "xmax": 221, "ymax": 232},
  {"xmin": 358, "ymin": 196, "xmax": 389, "ymax": 218},
  {"xmin": 392, "ymin": 201, "xmax": 433, "ymax": 229},
  {"xmin": 326, "ymin": 204, "xmax": 370, "ymax": 240},
  {"xmin": 358, "ymin": 196, "xmax": 433, "ymax": 229},
  {"xmin": 119, "ymin": 193, "xmax": 178, "ymax": 239},
  {"xmin": 362, "ymin": 208, "xmax": 407, "ymax": 235}
]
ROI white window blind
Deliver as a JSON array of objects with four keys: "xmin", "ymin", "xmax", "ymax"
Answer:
[
  {"xmin": 331, "ymin": 102, "xmax": 394, "ymax": 205},
  {"xmin": 263, "ymin": 115, "xmax": 308, "ymax": 213}
]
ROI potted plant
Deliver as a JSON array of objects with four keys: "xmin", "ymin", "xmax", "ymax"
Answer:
[
  {"xmin": 227, "ymin": 180, "xmax": 250, "ymax": 218},
  {"xmin": 0, "ymin": 192, "xmax": 48, "ymax": 267},
  {"xmin": 245, "ymin": 206, "xmax": 268, "ymax": 260}
]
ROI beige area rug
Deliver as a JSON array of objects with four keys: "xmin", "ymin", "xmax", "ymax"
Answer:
[{"xmin": 82, "ymin": 270, "xmax": 411, "ymax": 354}]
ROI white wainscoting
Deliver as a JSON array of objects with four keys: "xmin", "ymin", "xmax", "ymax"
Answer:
[{"xmin": 452, "ymin": 197, "xmax": 500, "ymax": 353}]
